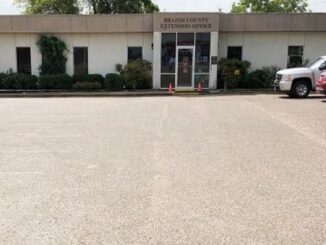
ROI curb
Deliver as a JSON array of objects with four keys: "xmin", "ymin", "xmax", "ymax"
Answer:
[
  {"xmin": 0, "ymin": 91, "xmax": 173, "ymax": 98},
  {"xmin": 0, "ymin": 90, "xmax": 280, "ymax": 98}
]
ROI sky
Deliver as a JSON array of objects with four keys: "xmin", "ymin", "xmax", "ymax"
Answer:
[{"xmin": 0, "ymin": 0, "xmax": 326, "ymax": 14}]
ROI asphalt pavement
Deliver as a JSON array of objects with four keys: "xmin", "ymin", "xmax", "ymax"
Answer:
[{"xmin": 0, "ymin": 94, "xmax": 326, "ymax": 244}]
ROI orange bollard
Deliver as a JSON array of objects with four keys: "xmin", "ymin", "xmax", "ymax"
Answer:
[
  {"xmin": 197, "ymin": 82, "xmax": 203, "ymax": 92},
  {"xmin": 168, "ymin": 83, "xmax": 173, "ymax": 93}
]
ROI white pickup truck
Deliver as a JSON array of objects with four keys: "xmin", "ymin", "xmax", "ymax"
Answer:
[{"xmin": 274, "ymin": 56, "xmax": 326, "ymax": 98}]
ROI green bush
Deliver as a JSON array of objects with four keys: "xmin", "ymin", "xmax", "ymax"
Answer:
[
  {"xmin": 241, "ymin": 66, "xmax": 280, "ymax": 89},
  {"xmin": 73, "ymin": 74, "xmax": 104, "ymax": 83},
  {"xmin": 115, "ymin": 64, "xmax": 124, "ymax": 76},
  {"xmin": 121, "ymin": 59, "xmax": 152, "ymax": 89},
  {"xmin": 261, "ymin": 66, "xmax": 280, "ymax": 86},
  {"xmin": 104, "ymin": 73, "xmax": 124, "ymax": 91},
  {"xmin": 39, "ymin": 74, "xmax": 72, "ymax": 89},
  {"xmin": 0, "ymin": 73, "xmax": 7, "ymax": 89},
  {"xmin": 1, "ymin": 73, "xmax": 38, "ymax": 90},
  {"xmin": 218, "ymin": 58, "xmax": 251, "ymax": 89},
  {"xmin": 73, "ymin": 81, "xmax": 102, "ymax": 90},
  {"xmin": 73, "ymin": 74, "xmax": 105, "ymax": 89}
]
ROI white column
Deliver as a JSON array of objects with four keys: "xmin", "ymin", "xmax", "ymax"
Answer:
[
  {"xmin": 209, "ymin": 32, "xmax": 218, "ymax": 89},
  {"xmin": 64, "ymin": 34, "xmax": 74, "ymax": 76},
  {"xmin": 153, "ymin": 32, "xmax": 161, "ymax": 89}
]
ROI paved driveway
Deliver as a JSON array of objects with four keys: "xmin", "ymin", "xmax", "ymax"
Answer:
[{"xmin": 1, "ymin": 94, "xmax": 326, "ymax": 244}]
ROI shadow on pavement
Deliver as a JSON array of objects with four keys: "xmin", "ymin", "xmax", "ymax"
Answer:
[{"xmin": 278, "ymin": 95, "xmax": 326, "ymax": 100}]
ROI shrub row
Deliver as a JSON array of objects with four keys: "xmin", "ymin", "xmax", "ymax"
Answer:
[
  {"xmin": 239, "ymin": 66, "xmax": 279, "ymax": 89},
  {"xmin": 72, "ymin": 73, "xmax": 126, "ymax": 90},
  {"xmin": 105, "ymin": 73, "xmax": 124, "ymax": 91},
  {"xmin": 0, "ymin": 73, "xmax": 125, "ymax": 91},
  {"xmin": 1, "ymin": 58, "xmax": 277, "ymax": 90},
  {"xmin": 218, "ymin": 58, "xmax": 280, "ymax": 89},
  {"xmin": 0, "ymin": 73, "xmax": 74, "ymax": 90},
  {"xmin": 0, "ymin": 59, "xmax": 153, "ymax": 91},
  {"xmin": 0, "ymin": 73, "xmax": 38, "ymax": 89},
  {"xmin": 39, "ymin": 74, "xmax": 73, "ymax": 89},
  {"xmin": 72, "ymin": 74, "xmax": 105, "ymax": 90}
]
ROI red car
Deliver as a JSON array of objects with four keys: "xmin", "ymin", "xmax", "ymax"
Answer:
[{"xmin": 316, "ymin": 71, "xmax": 326, "ymax": 95}]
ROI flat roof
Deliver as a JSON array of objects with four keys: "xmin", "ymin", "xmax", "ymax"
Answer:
[{"xmin": 0, "ymin": 13, "xmax": 326, "ymax": 34}]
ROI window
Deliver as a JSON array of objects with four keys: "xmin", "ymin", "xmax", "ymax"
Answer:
[
  {"xmin": 16, "ymin": 47, "xmax": 31, "ymax": 74},
  {"xmin": 195, "ymin": 74, "xmax": 209, "ymax": 89},
  {"xmin": 161, "ymin": 33, "xmax": 176, "ymax": 73},
  {"xmin": 161, "ymin": 74, "xmax": 175, "ymax": 89},
  {"xmin": 128, "ymin": 47, "xmax": 142, "ymax": 63},
  {"xmin": 227, "ymin": 46, "xmax": 242, "ymax": 60},
  {"xmin": 288, "ymin": 46, "xmax": 304, "ymax": 68},
  {"xmin": 74, "ymin": 47, "xmax": 88, "ymax": 75},
  {"xmin": 177, "ymin": 33, "xmax": 195, "ymax": 46},
  {"xmin": 195, "ymin": 33, "xmax": 210, "ymax": 88},
  {"xmin": 195, "ymin": 33, "xmax": 210, "ymax": 73}
]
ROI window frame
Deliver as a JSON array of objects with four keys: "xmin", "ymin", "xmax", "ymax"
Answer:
[
  {"xmin": 160, "ymin": 32, "xmax": 211, "ymax": 89},
  {"xmin": 288, "ymin": 46, "xmax": 304, "ymax": 68}
]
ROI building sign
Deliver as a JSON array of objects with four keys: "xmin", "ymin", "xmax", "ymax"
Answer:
[
  {"xmin": 160, "ymin": 17, "xmax": 212, "ymax": 31},
  {"xmin": 154, "ymin": 13, "xmax": 219, "ymax": 32},
  {"xmin": 211, "ymin": 56, "xmax": 218, "ymax": 65}
]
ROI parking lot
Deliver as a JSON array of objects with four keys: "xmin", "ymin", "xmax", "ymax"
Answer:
[{"xmin": 1, "ymin": 94, "xmax": 326, "ymax": 244}]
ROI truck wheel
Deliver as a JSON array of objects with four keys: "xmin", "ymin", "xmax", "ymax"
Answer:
[{"xmin": 292, "ymin": 81, "xmax": 311, "ymax": 98}]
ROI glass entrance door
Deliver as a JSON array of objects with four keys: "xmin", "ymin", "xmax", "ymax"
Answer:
[{"xmin": 176, "ymin": 47, "xmax": 194, "ymax": 88}]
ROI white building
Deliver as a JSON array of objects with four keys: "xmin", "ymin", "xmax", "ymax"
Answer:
[{"xmin": 1, "ymin": 13, "xmax": 326, "ymax": 90}]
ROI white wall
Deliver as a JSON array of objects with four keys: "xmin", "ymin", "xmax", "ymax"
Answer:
[
  {"xmin": 218, "ymin": 32, "xmax": 326, "ymax": 70},
  {"xmin": 2, "ymin": 31, "xmax": 326, "ymax": 82},
  {"xmin": 243, "ymin": 33, "xmax": 288, "ymax": 70},
  {"xmin": 0, "ymin": 34, "xmax": 42, "ymax": 75},
  {"xmin": 0, "ymin": 34, "xmax": 16, "ymax": 73},
  {"xmin": 69, "ymin": 33, "xmax": 153, "ymax": 76},
  {"xmin": 0, "ymin": 33, "xmax": 153, "ymax": 76},
  {"xmin": 305, "ymin": 33, "xmax": 326, "ymax": 64},
  {"xmin": 0, "ymin": 34, "xmax": 47, "ymax": 75}
]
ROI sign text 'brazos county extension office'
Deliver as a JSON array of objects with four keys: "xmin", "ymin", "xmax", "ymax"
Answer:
[{"xmin": 160, "ymin": 17, "xmax": 212, "ymax": 30}]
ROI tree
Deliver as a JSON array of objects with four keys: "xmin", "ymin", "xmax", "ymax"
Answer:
[
  {"xmin": 16, "ymin": 0, "xmax": 159, "ymax": 14},
  {"xmin": 83, "ymin": 0, "xmax": 159, "ymax": 14},
  {"xmin": 231, "ymin": 0, "xmax": 308, "ymax": 13},
  {"xmin": 15, "ymin": 0, "xmax": 80, "ymax": 14}
]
